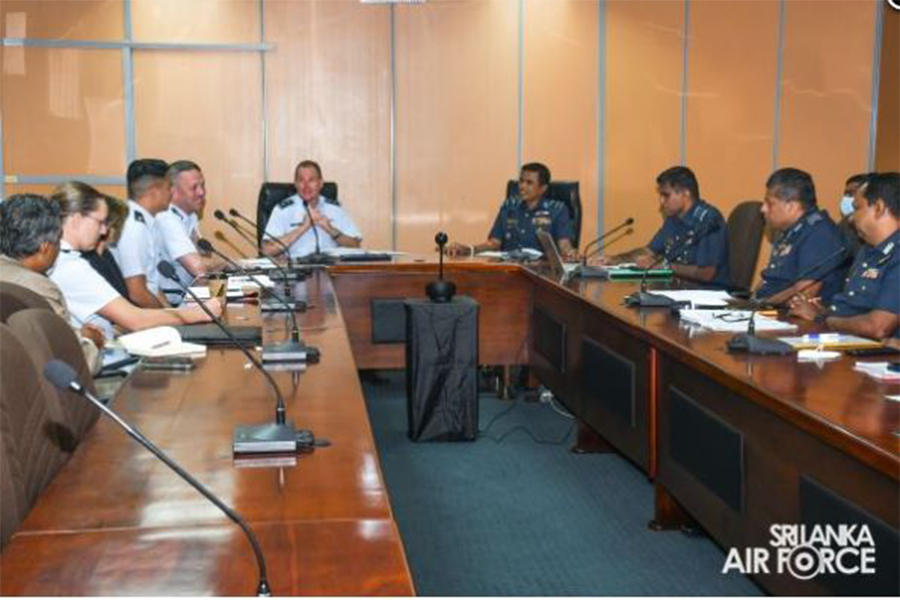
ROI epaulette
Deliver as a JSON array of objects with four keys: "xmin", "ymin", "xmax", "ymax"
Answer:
[
  {"xmin": 277, "ymin": 197, "xmax": 295, "ymax": 209},
  {"xmin": 804, "ymin": 210, "xmax": 824, "ymax": 226},
  {"xmin": 134, "ymin": 211, "xmax": 146, "ymax": 224},
  {"xmin": 170, "ymin": 206, "xmax": 183, "ymax": 220}
]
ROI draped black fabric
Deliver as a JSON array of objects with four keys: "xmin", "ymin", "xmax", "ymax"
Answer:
[
  {"xmin": 404, "ymin": 296, "xmax": 479, "ymax": 442},
  {"xmin": 83, "ymin": 250, "xmax": 130, "ymax": 301}
]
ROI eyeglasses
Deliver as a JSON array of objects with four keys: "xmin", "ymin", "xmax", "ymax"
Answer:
[{"xmin": 82, "ymin": 213, "xmax": 109, "ymax": 228}]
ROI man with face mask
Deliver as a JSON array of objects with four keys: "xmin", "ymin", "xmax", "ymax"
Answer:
[
  {"xmin": 790, "ymin": 172, "xmax": 899, "ymax": 340},
  {"xmin": 156, "ymin": 160, "xmax": 224, "ymax": 305},
  {"xmin": 755, "ymin": 168, "xmax": 847, "ymax": 305},
  {"xmin": 593, "ymin": 165, "xmax": 730, "ymax": 286},
  {"xmin": 838, "ymin": 172, "xmax": 870, "ymax": 259}
]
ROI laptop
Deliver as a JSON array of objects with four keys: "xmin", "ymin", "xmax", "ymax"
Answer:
[{"xmin": 537, "ymin": 230, "xmax": 581, "ymax": 279}]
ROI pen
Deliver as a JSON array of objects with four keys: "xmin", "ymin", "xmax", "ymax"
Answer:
[{"xmin": 801, "ymin": 333, "xmax": 840, "ymax": 342}]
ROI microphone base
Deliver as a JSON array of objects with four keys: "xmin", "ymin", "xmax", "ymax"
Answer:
[
  {"xmin": 624, "ymin": 291, "xmax": 674, "ymax": 307},
  {"xmin": 297, "ymin": 252, "xmax": 335, "ymax": 266},
  {"xmin": 261, "ymin": 340, "xmax": 320, "ymax": 364},
  {"xmin": 234, "ymin": 419, "xmax": 304, "ymax": 455},
  {"xmin": 426, "ymin": 279, "xmax": 457, "ymax": 303},
  {"xmin": 260, "ymin": 298, "xmax": 307, "ymax": 313},
  {"xmin": 726, "ymin": 333, "xmax": 793, "ymax": 355}
]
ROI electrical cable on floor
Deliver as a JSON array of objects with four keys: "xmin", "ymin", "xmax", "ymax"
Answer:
[{"xmin": 479, "ymin": 388, "xmax": 576, "ymax": 446}]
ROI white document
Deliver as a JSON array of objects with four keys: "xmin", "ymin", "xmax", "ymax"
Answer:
[
  {"xmin": 238, "ymin": 257, "xmax": 277, "ymax": 269},
  {"xmin": 324, "ymin": 248, "xmax": 407, "ymax": 257},
  {"xmin": 188, "ymin": 285, "xmax": 211, "ymax": 299},
  {"xmin": 475, "ymin": 248, "xmax": 543, "ymax": 260},
  {"xmin": 853, "ymin": 361, "xmax": 900, "ymax": 382},
  {"xmin": 117, "ymin": 326, "xmax": 207, "ymax": 358},
  {"xmin": 653, "ymin": 290, "xmax": 734, "ymax": 307},
  {"xmin": 886, "ymin": 395, "xmax": 900, "ymax": 403},
  {"xmin": 679, "ymin": 309, "xmax": 798, "ymax": 333},
  {"xmin": 227, "ymin": 274, "xmax": 275, "ymax": 290}
]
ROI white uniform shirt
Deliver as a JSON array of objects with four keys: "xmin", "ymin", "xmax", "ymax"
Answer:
[
  {"xmin": 156, "ymin": 203, "xmax": 199, "ymax": 302},
  {"xmin": 49, "ymin": 240, "xmax": 120, "ymax": 340},
  {"xmin": 263, "ymin": 194, "xmax": 362, "ymax": 258},
  {"xmin": 112, "ymin": 199, "xmax": 161, "ymax": 294}
]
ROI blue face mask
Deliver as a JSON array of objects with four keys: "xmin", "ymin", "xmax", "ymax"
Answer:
[{"xmin": 839, "ymin": 195, "xmax": 855, "ymax": 218}]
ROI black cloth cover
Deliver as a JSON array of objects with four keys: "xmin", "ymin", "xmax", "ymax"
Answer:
[{"xmin": 405, "ymin": 296, "xmax": 479, "ymax": 442}]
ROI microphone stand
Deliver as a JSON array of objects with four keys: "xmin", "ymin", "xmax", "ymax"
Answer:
[
  {"xmin": 229, "ymin": 208, "xmax": 304, "ymax": 278},
  {"xmin": 158, "ymin": 261, "xmax": 316, "ymax": 453},
  {"xmin": 582, "ymin": 217, "xmax": 634, "ymax": 263},
  {"xmin": 214, "ymin": 210, "xmax": 259, "ymax": 253},
  {"xmin": 426, "ymin": 232, "xmax": 456, "ymax": 302},
  {"xmin": 298, "ymin": 199, "xmax": 335, "ymax": 265},
  {"xmin": 42, "ymin": 360, "xmax": 273, "ymax": 597},
  {"xmin": 214, "ymin": 211, "xmax": 299, "ymax": 289}
]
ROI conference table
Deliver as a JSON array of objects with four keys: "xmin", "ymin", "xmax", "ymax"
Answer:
[{"xmin": 1, "ymin": 257, "xmax": 897, "ymax": 596}]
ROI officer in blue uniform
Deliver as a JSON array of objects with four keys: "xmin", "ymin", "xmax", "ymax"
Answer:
[
  {"xmin": 756, "ymin": 168, "xmax": 847, "ymax": 305},
  {"xmin": 447, "ymin": 162, "xmax": 576, "ymax": 259},
  {"xmin": 790, "ymin": 172, "xmax": 900, "ymax": 340},
  {"xmin": 596, "ymin": 166, "xmax": 730, "ymax": 287}
]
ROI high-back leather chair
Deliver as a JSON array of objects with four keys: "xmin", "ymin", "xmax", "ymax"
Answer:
[
  {"xmin": 0, "ymin": 324, "xmax": 71, "ymax": 548},
  {"xmin": 727, "ymin": 200, "xmax": 766, "ymax": 291},
  {"xmin": 505, "ymin": 180, "xmax": 582, "ymax": 248},
  {"xmin": 7, "ymin": 309, "xmax": 99, "ymax": 443},
  {"xmin": 256, "ymin": 182, "xmax": 339, "ymax": 248},
  {"xmin": 0, "ymin": 281, "xmax": 52, "ymax": 323}
]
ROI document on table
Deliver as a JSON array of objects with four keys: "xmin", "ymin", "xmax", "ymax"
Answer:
[
  {"xmin": 679, "ymin": 309, "xmax": 797, "ymax": 333},
  {"xmin": 324, "ymin": 248, "xmax": 407, "ymax": 257},
  {"xmin": 238, "ymin": 257, "xmax": 277, "ymax": 269},
  {"xmin": 227, "ymin": 274, "xmax": 275, "ymax": 290},
  {"xmin": 117, "ymin": 326, "xmax": 207, "ymax": 358},
  {"xmin": 853, "ymin": 362, "xmax": 900, "ymax": 382},
  {"xmin": 652, "ymin": 290, "xmax": 734, "ymax": 307}
]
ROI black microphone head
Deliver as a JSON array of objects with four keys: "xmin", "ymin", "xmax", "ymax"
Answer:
[
  {"xmin": 158, "ymin": 260, "xmax": 178, "ymax": 281},
  {"xmin": 44, "ymin": 360, "xmax": 78, "ymax": 391},
  {"xmin": 228, "ymin": 208, "xmax": 240, "ymax": 217},
  {"xmin": 435, "ymin": 232, "xmax": 448, "ymax": 247},
  {"xmin": 213, "ymin": 209, "xmax": 227, "ymax": 221},
  {"xmin": 625, "ymin": 217, "xmax": 635, "ymax": 225},
  {"xmin": 197, "ymin": 238, "xmax": 214, "ymax": 253}
]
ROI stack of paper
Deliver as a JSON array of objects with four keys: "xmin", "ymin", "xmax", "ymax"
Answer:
[
  {"xmin": 679, "ymin": 309, "xmax": 797, "ymax": 333},
  {"xmin": 653, "ymin": 290, "xmax": 733, "ymax": 307},
  {"xmin": 227, "ymin": 274, "xmax": 275, "ymax": 292},
  {"xmin": 238, "ymin": 257, "xmax": 277, "ymax": 269},
  {"xmin": 118, "ymin": 326, "xmax": 206, "ymax": 358},
  {"xmin": 853, "ymin": 362, "xmax": 900, "ymax": 382}
]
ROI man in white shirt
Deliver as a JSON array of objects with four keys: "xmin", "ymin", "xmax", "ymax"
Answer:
[
  {"xmin": 112, "ymin": 159, "xmax": 170, "ymax": 308},
  {"xmin": 262, "ymin": 160, "xmax": 362, "ymax": 259},
  {"xmin": 156, "ymin": 160, "xmax": 223, "ymax": 304}
]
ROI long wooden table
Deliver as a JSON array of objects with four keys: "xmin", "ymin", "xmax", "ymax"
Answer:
[{"xmin": 2, "ymin": 259, "xmax": 898, "ymax": 595}]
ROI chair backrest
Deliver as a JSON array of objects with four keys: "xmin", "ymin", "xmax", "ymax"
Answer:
[
  {"xmin": 256, "ymin": 182, "xmax": 339, "ymax": 248},
  {"xmin": 727, "ymin": 200, "xmax": 766, "ymax": 291},
  {"xmin": 0, "ymin": 324, "xmax": 71, "ymax": 548},
  {"xmin": 505, "ymin": 180, "xmax": 582, "ymax": 248},
  {"xmin": 7, "ymin": 309, "xmax": 99, "ymax": 443},
  {"xmin": 0, "ymin": 281, "xmax": 52, "ymax": 323}
]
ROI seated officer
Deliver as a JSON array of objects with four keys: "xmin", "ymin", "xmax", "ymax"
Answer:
[
  {"xmin": 790, "ymin": 172, "xmax": 899, "ymax": 340},
  {"xmin": 756, "ymin": 168, "xmax": 846, "ymax": 305},
  {"xmin": 447, "ymin": 162, "xmax": 576, "ymax": 259},
  {"xmin": 112, "ymin": 158, "xmax": 170, "ymax": 308},
  {"xmin": 837, "ymin": 172, "xmax": 870, "ymax": 259},
  {"xmin": 262, "ymin": 160, "xmax": 362, "ymax": 259},
  {"xmin": 593, "ymin": 166, "xmax": 729, "ymax": 286}
]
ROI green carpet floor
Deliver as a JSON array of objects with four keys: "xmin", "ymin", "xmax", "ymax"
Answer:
[{"xmin": 362, "ymin": 370, "xmax": 763, "ymax": 596}]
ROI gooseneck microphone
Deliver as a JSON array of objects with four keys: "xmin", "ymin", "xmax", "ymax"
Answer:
[
  {"xmin": 582, "ymin": 217, "xmax": 635, "ymax": 263},
  {"xmin": 625, "ymin": 220, "xmax": 722, "ymax": 307},
  {"xmin": 426, "ymin": 232, "xmax": 457, "ymax": 302},
  {"xmin": 158, "ymin": 260, "xmax": 315, "ymax": 452},
  {"xmin": 214, "ymin": 210, "xmax": 260, "ymax": 254},
  {"xmin": 229, "ymin": 208, "xmax": 296, "ymax": 267},
  {"xmin": 728, "ymin": 246, "xmax": 847, "ymax": 355},
  {"xmin": 214, "ymin": 230, "xmax": 250, "ymax": 259},
  {"xmin": 198, "ymin": 238, "xmax": 306, "ymax": 326},
  {"xmin": 300, "ymin": 200, "xmax": 334, "ymax": 265},
  {"xmin": 43, "ymin": 359, "xmax": 273, "ymax": 596}
]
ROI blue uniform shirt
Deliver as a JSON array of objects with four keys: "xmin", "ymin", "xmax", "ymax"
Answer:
[
  {"xmin": 648, "ymin": 199, "xmax": 730, "ymax": 287},
  {"xmin": 488, "ymin": 197, "xmax": 574, "ymax": 252},
  {"xmin": 757, "ymin": 208, "xmax": 846, "ymax": 303},
  {"xmin": 829, "ymin": 230, "xmax": 900, "ymax": 338}
]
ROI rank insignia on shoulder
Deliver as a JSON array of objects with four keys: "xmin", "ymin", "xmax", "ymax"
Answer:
[
  {"xmin": 277, "ymin": 197, "xmax": 295, "ymax": 209},
  {"xmin": 778, "ymin": 244, "xmax": 792, "ymax": 256},
  {"xmin": 862, "ymin": 268, "xmax": 880, "ymax": 279},
  {"xmin": 134, "ymin": 211, "xmax": 146, "ymax": 224}
]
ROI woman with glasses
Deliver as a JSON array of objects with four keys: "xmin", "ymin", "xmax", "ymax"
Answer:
[
  {"xmin": 82, "ymin": 194, "xmax": 131, "ymax": 301},
  {"xmin": 48, "ymin": 181, "xmax": 223, "ymax": 340}
]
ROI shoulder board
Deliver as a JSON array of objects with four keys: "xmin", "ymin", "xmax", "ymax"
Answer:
[
  {"xmin": 277, "ymin": 197, "xmax": 295, "ymax": 209},
  {"xmin": 169, "ymin": 206, "xmax": 183, "ymax": 219},
  {"xmin": 134, "ymin": 211, "xmax": 146, "ymax": 224},
  {"xmin": 804, "ymin": 211, "xmax": 824, "ymax": 226}
]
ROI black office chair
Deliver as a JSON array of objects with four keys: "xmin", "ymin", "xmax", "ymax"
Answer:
[
  {"xmin": 505, "ymin": 180, "xmax": 582, "ymax": 248},
  {"xmin": 726, "ymin": 200, "xmax": 765, "ymax": 292},
  {"xmin": 256, "ymin": 182, "xmax": 339, "ymax": 248}
]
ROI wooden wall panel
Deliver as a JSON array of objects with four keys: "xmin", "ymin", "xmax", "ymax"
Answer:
[
  {"xmin": 875, "ymin": 5, "xmax": 899, "ymax": 172},
  {"xmin": 394, "ymin": 0, "xmax": 518, "ymax": 254},
  {"xmin": 133, "ymin": 52, "xmax": 263, "ymax": 241},
  {"xmin": 0, "ymin": 0, "xmax": 122, "ymax": 41},
  {"xmin": 132, "ymin": 0, "xmax": 260, "ymax": 44},
  {"xmin": 264, "ymin": 0, "xmax": 392, "ymax": 249},
  {"xmin": 604, "ymin": 0, "xmax": 685, "ymax": 251},
  {"xmin": 523, "ymin": 0, "xmax": 599, "ymax": 248},
  {"xmin": 779, "ymin": 0, "xmax": 877, "ymax": 207}
]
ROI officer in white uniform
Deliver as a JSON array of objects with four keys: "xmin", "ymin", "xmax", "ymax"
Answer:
[
  {"xmin": 51, "ymin": 240, "xmax": 121, "ymax": 339},
  {"xmin": 156, "ymin": 160, "xmax": 219, "ymax": 304},
  {"xmin": 263, "ymin": 160, "xmax": 362, "ymax": 259},
  {"xmin": 111, "ymin": 159, "xmax": 170, "ymax": 308}
]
